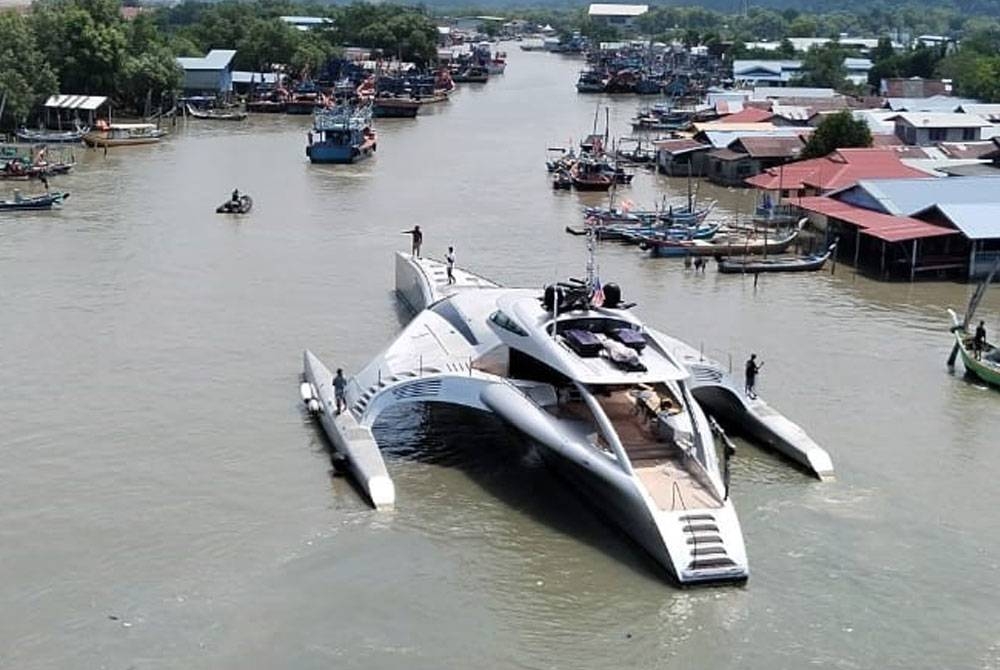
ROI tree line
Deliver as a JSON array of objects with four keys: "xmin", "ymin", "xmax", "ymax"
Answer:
[{"xmin": 0, "ymin": 0, "xmax": 438, "ymax": 128}]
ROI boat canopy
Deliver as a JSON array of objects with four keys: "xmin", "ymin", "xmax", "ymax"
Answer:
[{"xmin": 44, "ymin": 95, "xmax": 108, "ymax": 111}]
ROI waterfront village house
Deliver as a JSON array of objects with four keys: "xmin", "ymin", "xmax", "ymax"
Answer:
[
  {"xmin": 795, "ymin": 175, "xmax": 1000, "ymax": 280},
  {"xmin": 231, "ymin": 71, "xmax": 284, "ymax": 96},
  {"xmin": 705, "ymin": 135, "xmax": 807, "ymax": 186},
  {"xmin": 587, "ymin": 4, "xmax": 649, "ymax": 27},
  {"xmin": 745, "ymin": 147, "xmax": 930, "ymax": 200},
  {"xmin": 654, "ymin": 138, "xmax": 712, "ymax": 176},
  {"xmin": 894, "ymin": 113, "xmax": 992, "ymax": 146},
  {"xmin": 176, "ymin": 49, "xmax": 237, "ymax": 96},
  {"xmin": 880, "ymin": 77, "xmax": 953, "ymax": 98},
  {"xmin": 733, "ymin": 59, "xmax": 872, "ymax": 88}
]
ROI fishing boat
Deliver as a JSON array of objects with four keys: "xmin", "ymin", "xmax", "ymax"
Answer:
[
  {"xmin": 570, "ymin": 160, "xmax": 615, "ymax": 191},
  {"xmin": 947, "ymin": 260, "xmax": 1000, "ymax": 387},
  {"xmin": 216, "ymin": 193, "xmax": 253, "ymax": 214},
  {"xmin": 186, "ymin": 104, "xmax": 247, "ymax": 121},
  {"xmin": 372, "ymin": 95, "xmax": 420, "ymax": 118},
  {"xmin": 0, "ymin": 190, "xmax": 69, "ymax": 210},
  {"xmin": 640, "ymin": 226, "xmax": 801, "ymax": 258},
  {"xmin": 552, "ymin": 169, "xmax": 572, "ymax": 190},
  {"xmin": 576, "ymin": 70, "xmax": 608, "ymax": 93},
  {"xmin": 246, "ymin": 89, "xmax": 288, "ymax": 113},
  {"xmin": 487, "ymin": 52, "xmax": 507, "ymax": 74},
  {"xmin": 716, "ymin": 242, "xmax": 837, "ymax": 274},
  {"xmin": 306, "ymin": 104, "xmax": 376, "ymax": 164},
  {"xmin": 286, "ymin": 82, "xmax": 325, "ymax": 115},
  {"xmin": 1, "ymin": 157, "xmax": 74, "ymax": 180},
  {"xmin": 16, "ymin": 126, "xmax": 88, "ymax": 143},
  {"xmin": 83, "ymin": 122, "xmax": 166, "ymax": 148},
  {"xmin": 452, "ymin": 66, "xmax": 490, "ymax": 83}
]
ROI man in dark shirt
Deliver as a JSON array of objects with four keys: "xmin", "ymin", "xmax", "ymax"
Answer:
[
  {"xmin": 333, "ymin": 368, "xmax": 347, "ymax": 414},
  {"xmin": 974, "ymin": 320, "xmax": 987, "ymax": 360},
  {"xmin": 745, "ymin": 354, "xmax": 762, "ymax": 399},
  {"xmin": 402, "ymin": 225, "xmax": 422, "ymax": 257}
]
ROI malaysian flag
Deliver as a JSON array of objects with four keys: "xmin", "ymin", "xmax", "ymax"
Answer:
[{"xmin": 591, "ymin": 277, "xmax": 605, "ymax": 307}]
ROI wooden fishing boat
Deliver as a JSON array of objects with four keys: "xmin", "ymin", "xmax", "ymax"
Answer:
[
  {"xmin": 716, "ymin": 242, "xmax": 837, "ymax": 274},
  {"xmin": 216, "ymin": 194, "xmax": 253, "ymax": 214},
  {"xmin": 83, "ymin": 123, "xmax": 166, "ymax": 148},
  {"xmin": 640, "ymin": 228, "xmax": 800, "ymax": 258},
  {"xmin": 372, "ymin": 96, "xmax": 420, "ymax": 118},
  {"xmin": 947, "ymin": 260, "xmax": 1000, "ymax": 388},
  {"xmin": 948, "ymin": 311, "xmax": 1000, "ymax": 387},
  {"xmin": 1, "ymin": 159, "xmax": 74, "ymax": 180},
  {"xmin": 16, "ymin": 126, "xmax": 88, "ymax": 143},
  {"xmin": 0, "ymin": 191, "xmax": 69, "ymax": 210},
  {"xmin": 452, "ymin": 66, "xmax": 490, "ymax": 83},
  {"xmin": 552, "ymin": 170, "xmax": 572, "ymax": 190},
  {"xmin": 186, "ymin": 104, "xmax": 247, "ymax": 121}
]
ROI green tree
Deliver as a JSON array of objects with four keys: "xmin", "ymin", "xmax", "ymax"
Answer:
[
  {"xmin": 117, "ymin": 44, "xmax": 181, "ymax": 115},
  {"xmin": 31, "ymin": 0, "xmax": 128, "ymax": 94},
  {"xmin": 795, "ymin": 41, "xmax": 847, "ymax": 89},
  {"xmin": 801, "ymin": 110, "xmax": 872, "ymax": 159},
  {"xmin": 788, "ymin": 16, "xmax": 817, "ymax": 37},
  {"xmin": 0, "ymin": 11, "xmax": 58, "ymax": 127}
]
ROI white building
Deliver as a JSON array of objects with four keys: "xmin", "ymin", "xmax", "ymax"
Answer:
[{"xmin": 587, "ymin": 4, "xmax": 649, "ymax": 27}]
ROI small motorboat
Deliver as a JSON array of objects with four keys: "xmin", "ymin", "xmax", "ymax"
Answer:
[
  {"xmin": 16, "ymin": 126, "xmax": 88, "ymax": 143},
  {"xmin": 716, "ymin": 242, "xmax": 837, "ymax": 274},
  {"xmin": 216, "ymin": 194, "xmax": 253, "ymax": 214},
  {"xmin": 0, "ymin": 191, "xmax": 69, "ymax": 211},
  {"xmin": 186, "ymin": 104, "xmax": 248, "ymax": 121}
]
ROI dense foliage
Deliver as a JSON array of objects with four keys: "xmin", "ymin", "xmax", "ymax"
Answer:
[
  {"xmin": 0, "ymin": 0, "xmax": 439, "ymax": 127},
  {"xmin": 801, "ymin": 110, "xmax": 873, "ymax": 158}
]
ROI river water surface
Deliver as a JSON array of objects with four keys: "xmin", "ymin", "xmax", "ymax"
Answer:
[{"xmin": 2, "ymin": 48, "xmax": 1000, "ymax": 670}]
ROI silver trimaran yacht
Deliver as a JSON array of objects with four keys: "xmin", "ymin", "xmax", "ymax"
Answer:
[{"xmin": 302, "ymin": 249, "xmax": 833, "ymax": 585}]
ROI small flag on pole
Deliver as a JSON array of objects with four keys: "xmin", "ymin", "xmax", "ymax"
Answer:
[{"xmin": 591, "ymin": 276, "xmax": 605, "ymax": 307}]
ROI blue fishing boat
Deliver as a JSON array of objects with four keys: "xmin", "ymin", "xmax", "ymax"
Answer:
[{"xmin": 306, "ymin": 105, "xmax": 377, "ymax": 165}]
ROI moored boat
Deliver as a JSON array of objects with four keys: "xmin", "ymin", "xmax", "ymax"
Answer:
[
  {"xmin": 186, "ymin": 104, "xmax": 248, "ymax": 121},
  {"xmin": 372, "ymin": 96, "xmax": 420, "ymax": 118},
  {"xmin": 947, "ymin": 260, "xmax": 1000, "ymax": 388},
  {"xmin": 83, "ymin": 122, "xmax": 166, "ymax": 148},
  {"xmin": 16, "ymin": 126, "xmax": 88, "ymax": 143},
  {"xmin": 641, "ymin": 227, "xmax": 801, "ymax": 258},
  {"xmin": 306, "ymin": 104, "xmax": 376, "ymax": 164},
  {"xmin": 452, "ymin": 66, "xmax": 489, "ymax": 83},
  {"xmin": 716, "ymin": 242, "xmax": 837, "ymax": 274},
  {"xmin": 0, "ymin": 190, "xmax": 69, "ymax": 210}
]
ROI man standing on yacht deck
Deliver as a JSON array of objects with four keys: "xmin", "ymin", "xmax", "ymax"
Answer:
[
  {"xmin": 445, "ymin": 246, "xmax": 456, "ymax": 284},
  {"xmin": 745, "ymin": 354, "xmax": 762, "ymax": 399},
  {"xmin": 402, "ymin": 225, "xmax": 423, "ymax": 257},
  {"xmin": 333, "ymin": 368, "xmax": 347, "ymax": 414}
]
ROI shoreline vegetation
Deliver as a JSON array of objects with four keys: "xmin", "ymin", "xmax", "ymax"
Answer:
[{"xmin": 2, "ymin": 0, "xmax": 1000, "ymax": 130}]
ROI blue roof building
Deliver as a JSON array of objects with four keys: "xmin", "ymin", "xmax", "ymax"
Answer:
[{"xmin": 176, "ymin": 49, "xmax": 237, "ymax": 94}]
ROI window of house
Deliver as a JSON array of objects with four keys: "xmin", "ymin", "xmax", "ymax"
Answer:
[
  {"xmin": 928, "ymin": 128, "xmax": 946, "ymax": 142},
  {"xmin": 962, "ymin": 128, "xmax": 977, "ymax": 141}
]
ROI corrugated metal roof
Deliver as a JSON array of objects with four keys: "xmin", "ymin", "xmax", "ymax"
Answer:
[
  {"xmin": 709, "ymin": 148, "xmax": 747, "ymax": 161},
  {"xmin": 752, "ymin": 86, "xmax": 837, "ymax": 100},
  {"xmin": 796, "ymin": 196, "xmax": 957, "ymax": 242},
  {"xmin": 232, "ymin": 71, "xmax": 281, "ymax": 84},
  {"xmin": 885, "ymin": 95, "xmax": 977, "ymax": 112},
  {"xmin": 44, "ymin": 94, "xmax": 108, "ymax": 110},
  {"xmin": 718, "ymin": 107, "xmax": 773, "ymax": 123},
  {"xmin": 854, "ymin": 176, "xmax": 1000, "ymax": 215},
  {"xmin": 746, "ymin": 148, "xmax": 929, "ymax": 191},
  {"xmin": 916, "ymin": 203, "xmax": 1000, "ymax": 239},
  {"xmin": 587, "ymin": 3, "xmax": 648, "ymax": 16},
  {"xmin": 937, "ymin": 140, "xmax": 999, "ymax": 159},
  {"xmin": 895, "ymin": 112, "xmax": 991, "ymax": 129},
  {"xmin": 176, "ymin": 49, "xmax": 237, "ymax": 71},
  {"xmin": 736, "ymin": 135, "xmax": 805, "ymax": 158},
  {"xmin": 652, "ymin": 138, "xmax": 709, "ymax": 155}
]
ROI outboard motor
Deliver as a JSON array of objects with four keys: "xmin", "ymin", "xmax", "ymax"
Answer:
[
  {"xmin": 603, "ymin": 282, "xmax": 622, "ymax": 309},
  {"xmin": 543, "ymin": 284, "xmax": 556, "ymax": 311}
]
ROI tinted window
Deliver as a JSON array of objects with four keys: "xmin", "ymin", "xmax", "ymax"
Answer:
[{"xmin": 489, "ymin": 310, "xmax": 527, "ymax": 336}]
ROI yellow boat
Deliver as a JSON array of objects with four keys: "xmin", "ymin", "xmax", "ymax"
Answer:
[{"xmin": 83, "ymin": 122, "xmax": 167, "ymax": 148}]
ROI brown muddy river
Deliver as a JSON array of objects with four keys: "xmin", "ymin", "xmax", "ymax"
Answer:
[{"xmin": 2, "ymin": 46, "xmax": 999, "ymax": 670}]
